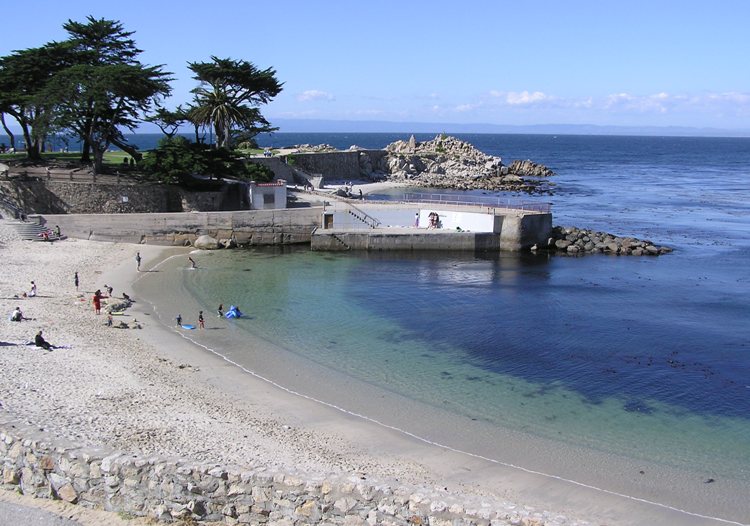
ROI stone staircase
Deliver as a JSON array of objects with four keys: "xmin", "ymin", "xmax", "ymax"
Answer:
[{"xmin": 4, "ymin": 218, "xmax": 64, "ymax": 241}]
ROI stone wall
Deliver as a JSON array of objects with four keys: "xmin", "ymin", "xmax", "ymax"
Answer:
[
  {"xmin": 43, "ymin": 208, "xmax": 322, "ymax": 246},
  {"xmin": 0, "ymin": 180, "xmax": 246, "ymax": 216},
  {"xmin": 0, "ymin": 420, "xmax": 570, "ymax": 525}
]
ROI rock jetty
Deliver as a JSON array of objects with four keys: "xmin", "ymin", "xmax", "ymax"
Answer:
[
  {"xmin": 535, "ymin": 226, "xmax": 673, "ymax": 256},
  {"xmin": 378, "ymin": 134, "xmax": 555, "ymax": 193}
]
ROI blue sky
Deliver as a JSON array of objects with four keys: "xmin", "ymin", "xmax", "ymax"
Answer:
[{"xmin": 3, "ymin": 0, "xmax": 750, "ymax": 131}]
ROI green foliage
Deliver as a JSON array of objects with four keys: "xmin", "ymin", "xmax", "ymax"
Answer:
[
  {"xmin": 141, "ymin": 136, "xmax": 274, "ymax": 184},
  {"xmin": 188, "ymin": 56, "xmax": 283, "ymax": 149}
]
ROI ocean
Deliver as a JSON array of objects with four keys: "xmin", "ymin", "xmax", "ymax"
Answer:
[{"xmin": 134, "ymin": 132, "xmax": 749, "ymax": 522}]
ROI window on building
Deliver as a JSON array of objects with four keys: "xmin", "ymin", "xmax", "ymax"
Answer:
[{"xmin": 263, "ymin": 194, "xmax": 275, "ymax": 206}]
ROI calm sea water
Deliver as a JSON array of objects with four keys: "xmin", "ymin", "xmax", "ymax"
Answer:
[{"xmin": 143, "ymin": 133, "xmax": 750, "ymax": 516}]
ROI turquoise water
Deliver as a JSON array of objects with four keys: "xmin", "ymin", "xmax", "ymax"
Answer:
[
  {"xmin": 135, "ymin": 133, "xmax": 749, "ymax": 521},
  {"xmin": 175, "ymin": 247, "xmax": 750, "ymax": 485}
]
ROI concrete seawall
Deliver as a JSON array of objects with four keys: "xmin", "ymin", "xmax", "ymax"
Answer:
[{"xmin": 42, "ymin": 208, "xmax": 321, "ymax": 246}]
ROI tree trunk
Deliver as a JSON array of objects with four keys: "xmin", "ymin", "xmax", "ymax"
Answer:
[
  {"xmin": 21, "ymin": 126, "xmax": 41, "ymax": 160},
  {"xmin": 80, "ymin": 137, "xmax": 91, "ymax": 163},
  {"xmin": 110, "ymin": 137, "xmax": 143, "ymax": 162},
  {"xmin": 0, "ymin": 114, "xmax": 15, "ymax": 150}
]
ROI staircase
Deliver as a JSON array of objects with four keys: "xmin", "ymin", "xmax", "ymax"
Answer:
[
  {"xmin": 5, "ymin": 219, "xmax": 64, "ymax": 241},
  {"xmin": 346, "ymin": 204, "xmax": 381, "ymax": 229}
]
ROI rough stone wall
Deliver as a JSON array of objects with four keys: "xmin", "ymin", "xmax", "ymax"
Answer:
[
  {"xmin": 0, "ymin": 181, "xmax": 243, "ymax": 215},
  {"xmin": 291, "ymin": 152, "xmax": 362, "ymax": 179},
  {"xmin": 0, "ymin": 180, "xmax": 170, "ymax": 214},
  {"xmin": 0, "ymin": 421, "xmax": 572, "ymax": 526}
]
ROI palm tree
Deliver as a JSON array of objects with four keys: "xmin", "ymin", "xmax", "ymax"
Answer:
[{"xmin": 188, "ymin": 56, "xmax": 282, "ymax": 150}]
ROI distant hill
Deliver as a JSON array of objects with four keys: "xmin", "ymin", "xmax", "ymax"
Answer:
[{"xmin": 267, "ymin": 118, "xmax": 750, "ymax": 138}]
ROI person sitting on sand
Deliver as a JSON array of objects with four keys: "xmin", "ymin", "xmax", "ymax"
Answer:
[
  {"xmin": 10, "ymin": 307, "xmax": 24, "ymax": 322},
  {"xmin": 34, "ymin": 330, "xmax": 53, "ymax": 351}
]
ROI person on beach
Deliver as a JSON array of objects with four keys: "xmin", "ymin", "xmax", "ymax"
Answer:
[
  {"xmin": 176, "ymin": 314, "xmax": 182, "ymax": 326},
  {"xmin": 198, "ymin": 311, "xmax": 205, "ymax": 329},
  {"xmin": 29, "ymin": 281, "xmax": 37, "ymax": 297},
  {"xmin": 135, "ymin": 252, "xmax": 141, "ymax": 271},
  {"xmin": 107, "ymin": 313, "xmax": 113, "ymax": 327},
  {"xmin": 414, "ymin": 212, "xmax": 420, "ymax": 227},
  {"xmin": 10, "ymin": 307, "xmax": 24, "ymax": 322},
  {"xmin": 105, "ymin": 285, "xmax": 113, "ymax": 297},
  {"xmin": 93, "ymin": 290, "xmax": 102, "ymax": 314},
  {"xmin": 34, "ymin": 330, "xmax": 53, "ymax": 351},
  {"xmin": 53, "ymin": 225, "xmax": 61, "ymax": 237},
  {"xmin": 217, "ymin": 304, "xmax": 224, "ymax": 317},
  {"xmin": 74, "ymin": 271, "xmax": 79, "ymax": 291},
  {"xmin": 189, "ymin": 256, "xmax": 196, "ymax": 269}
]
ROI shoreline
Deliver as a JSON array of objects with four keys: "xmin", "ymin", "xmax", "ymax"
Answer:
[{"xmin": 0, "ymin": 234, "xmax": 746, "ymax": 525}]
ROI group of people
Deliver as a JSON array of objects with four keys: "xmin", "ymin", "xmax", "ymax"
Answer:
[{"xmin": 176, "ymin": 303, "xmax": 243, "ymax": 330}]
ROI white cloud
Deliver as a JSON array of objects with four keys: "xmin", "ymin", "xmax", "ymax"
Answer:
[
  {"xmin": 488, "ymin": 90, "xmax": 553, "ymax": 106},
  {"xmin": 297, "ymin": 90, "xmax": 335, "ymax": 102}
]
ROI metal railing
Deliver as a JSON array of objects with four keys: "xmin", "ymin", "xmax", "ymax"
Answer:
[{"xmin": 402, "ymin": 193, "xmax": 551, "ymax": 213}]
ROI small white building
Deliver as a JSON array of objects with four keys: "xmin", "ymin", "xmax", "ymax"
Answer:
[{"xmin": 248, "ymin": 180, "xmax": 287, "ymax": 210}]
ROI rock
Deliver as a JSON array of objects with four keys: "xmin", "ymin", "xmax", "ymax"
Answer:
[
  {"xmin": 379, "ymin": 135, "xmax": 554, "ymax": 193},
  {"xmin": 193, "ymin": 235, "xmax": 220, "ymax": 250},
  {"xmin": 541, "ymin": 225, "xmax": 671, "ymax": 256}
]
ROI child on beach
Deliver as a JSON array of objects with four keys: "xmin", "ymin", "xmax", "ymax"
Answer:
[
  {"xmin": 135, "ymin": 252, "xmax": 141, "ymax": 271},
  {"xmin": 176, "ymin": 314, "xmax": 182, "ymax": 326},
  {"xmin": 74, "ymin": 271, "xmax": 79, "ymax": 291},
  {"xmin": 198, "ymin": 311, "xmax": 205, "ymax": 329},
  {"xmin": 217, "ymin": 304, "xmax": 224, "ymax": 317}
]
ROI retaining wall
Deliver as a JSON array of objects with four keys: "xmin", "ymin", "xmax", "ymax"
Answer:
[
  {"xmin": 0, "ymin": 180, "xmax": 245, "ymax": 215},
  {"xmin": 42, "ymin": 208, "xmax": 321, "ymax": 246},
  {"xmin": 0, "ymin": 420, "xmax": 566, "ymax": 525}
]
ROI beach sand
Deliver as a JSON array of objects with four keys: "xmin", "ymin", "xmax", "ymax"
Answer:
[{"xmin": 0, "ymin": 228, "xmax": 743, "ymax": 526}]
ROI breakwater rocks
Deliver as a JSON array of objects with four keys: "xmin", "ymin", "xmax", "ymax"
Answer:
[
  {"xmin": 380, "ymin": 135, "xmax": 555, "ymax": 193},
  {"xmin": 535, "ymin": 226, "xmax": 673, "ymax": 256},
  {"xmin": 0, "ymin": 421, "xmax": 590, "ymax": 526}
]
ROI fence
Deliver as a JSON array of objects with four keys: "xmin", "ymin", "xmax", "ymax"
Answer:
[{"xmin": 402, "ymin": 192, "xmax": 552, "ymax": 213}]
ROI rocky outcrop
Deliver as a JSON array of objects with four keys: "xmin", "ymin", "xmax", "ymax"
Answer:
[
  {"xmin": 376, "ymin": 135, "xmax": 555, "ymax": 193},
  {"xmin": 534, "ymin": 226, "xmax": 673, "ymax": 256}
]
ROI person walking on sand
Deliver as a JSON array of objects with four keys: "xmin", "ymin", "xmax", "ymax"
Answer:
[
  {"xmin": 198, "ymin": 311, "xmax": 205, "ymax": 329},
  {"xmin": 74, "ymin": 271, "xmax": 79, "ymax": 291},
  {"xmin": 176, "ymin": 314, "xmax": 182, "ymax": 326},
  {"xmin": 135, "ymin": 252, "xmax": 141, "ymax": 271}
]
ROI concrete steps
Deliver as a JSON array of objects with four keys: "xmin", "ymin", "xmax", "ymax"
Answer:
[{"xmin": 4, "ymin": 220, "xmax": 63, "ymax": 241}]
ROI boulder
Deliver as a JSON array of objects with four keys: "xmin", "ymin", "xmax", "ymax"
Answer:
[{"xmin": 194, "ymin": 235, "xmax": 220, "ymax": 250}]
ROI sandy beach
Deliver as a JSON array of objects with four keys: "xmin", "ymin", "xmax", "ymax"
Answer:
[{"xmin": 1, "ymin": 225, "xmax": 744, "ymax": 526}]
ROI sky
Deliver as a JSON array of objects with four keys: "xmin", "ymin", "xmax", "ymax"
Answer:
[{"xmin": 2, "ymin": 0, "xmax": 750, "ymax": 132}]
